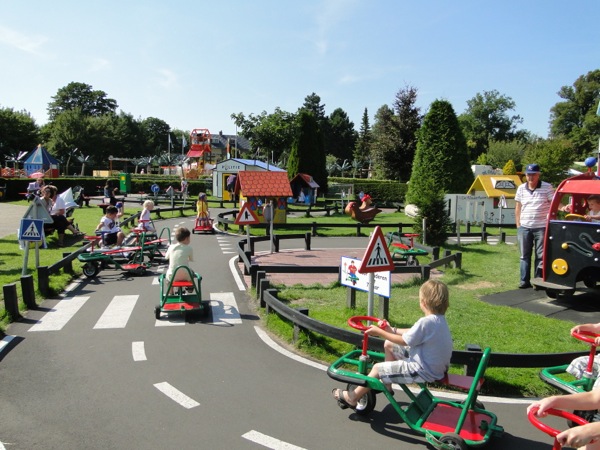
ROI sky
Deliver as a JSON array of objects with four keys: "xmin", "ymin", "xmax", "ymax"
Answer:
[{"xmin": 0, "ymin": 0, "xmax": 598, "ymax": 140}]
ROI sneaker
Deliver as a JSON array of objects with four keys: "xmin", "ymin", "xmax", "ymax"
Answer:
[{"xmin": 519, "ymin": 282, "xmax": 532, "ymax": 289}]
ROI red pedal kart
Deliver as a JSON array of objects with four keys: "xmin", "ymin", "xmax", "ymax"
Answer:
[
  {"xmin": 155, "ymin": 266, "xmax": 210, "ymax": 320},
  {"xmin": 387, "ymin": 232, "xmax": 429, "ymax": 266},
  {"xmin": 327, "ymin": 316, "xmax": 503, "ymax": 449}
]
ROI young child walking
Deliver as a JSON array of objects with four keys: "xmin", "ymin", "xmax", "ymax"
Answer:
[
  {"xmin": 136, "ymin": 200, "xmax": 155, "ymax": 232},
  {"xmin": 332, "ymin": 280, "xmax": 453, "ymax": 409}
]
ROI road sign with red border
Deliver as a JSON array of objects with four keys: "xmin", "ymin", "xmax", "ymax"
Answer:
[
  {"xmin": 234, "ymin": 202, "xmax": 260, "ymax": 225},
  {"xmin": 358, "ymin": 226, "xmax": 395, "ymax": 273}
]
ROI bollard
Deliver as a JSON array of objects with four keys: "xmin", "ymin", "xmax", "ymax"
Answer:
[
  {"xmin": 62, "ymin": 252, "xmax": 73, "ymax": 274},
  {"xmin": 255, "ymin": 271, "xmax": 266, "ymax": 299},
  {"xmin": 465, "ymin": 343, "xmax": 482, "ymax": 376},
  {"xmin": 304, "ymin": 232, "xmax": 311, "ymax": 250},
  {"xmin": 37, "ymin": 266, "xmax": 50, "ymax": 298},
  {"xmin": 258, "ymin": 279, "xmax": 270, "ymax": 308},
  {"xmin": 20, "ymin": 274, "xmax": 37, "ymax": 309},
  {"xmin": 3, "ymin": 283, "xmax": 21, "ymax": 321}
]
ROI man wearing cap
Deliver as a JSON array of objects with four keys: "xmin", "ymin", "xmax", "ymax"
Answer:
[{"xmin": 514, "ymin": 163, "xmax": 554, "ymax": 289}]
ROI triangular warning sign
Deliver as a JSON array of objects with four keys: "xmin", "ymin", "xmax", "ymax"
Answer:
[
  {"xmin": 234, "ymin": 202, "xmax": 260, "ymax": 225},
  {"xmin": 358, "ymin": 226, "xmax": 395, "ymax": 273}
]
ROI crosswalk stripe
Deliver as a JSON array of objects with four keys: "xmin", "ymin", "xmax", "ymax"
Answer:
[
  {"xmin": 210, "ymin": 292, "xmax": 242, "ymax": 324},
  {"xmin": 94, "ymin": 295, "xmax": 138, "ymax": 329},
  {"xmin": 29, "ymin": 296, "xmax": 90, "ymax": 332}
]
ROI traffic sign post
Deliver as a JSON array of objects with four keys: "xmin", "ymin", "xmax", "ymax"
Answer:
[
  {"xmin": 263, "ymin": 201, "xmax": 274, "ymax": 253},
  {"xmin": 358, "ymin": 226, "xmax": 395, "ymax": 318},
  {"xmin": 20, "ymin": 197, "xmax": 53, "ymax": 275},
  {"xmin": 234, "ymin": 202, "xmax": 260, "ymax": 247}
]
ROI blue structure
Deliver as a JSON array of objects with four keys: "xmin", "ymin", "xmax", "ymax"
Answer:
[{"xmin": 24, "ymin": 145, "xmax": 60, "ymax": 177}]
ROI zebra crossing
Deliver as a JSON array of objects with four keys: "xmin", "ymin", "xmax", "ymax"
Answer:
[
  {"xmin": 216, "ymin": 235, "xmax": 237, "ymax": 254},
  {"xmin": 27, "ymin": 290, "xmax": 241, "ymax": 332}
]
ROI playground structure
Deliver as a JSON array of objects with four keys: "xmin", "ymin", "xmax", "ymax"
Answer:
[
  {"xmin": 344, "ymin": 194, "xmax": 382, "ymax": 224},
  {"xmin": 531, "ymin": 158, "xmax": 600, "ymax": 298},
  {"xmin": 185, "ymin": 128, "xmax": 212, "ymax": 179}
]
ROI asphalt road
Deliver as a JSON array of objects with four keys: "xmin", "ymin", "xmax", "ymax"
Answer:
[{"xmin": 0, "ymin": 213, "xmax": 577, "ymax": 449}]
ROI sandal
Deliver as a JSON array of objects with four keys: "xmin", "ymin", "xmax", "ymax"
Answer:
[
  {"xmin": 332, "ymin": 388, "xmax": 356, "ymax": 410},
  {"xmin": 74, "ymin": 231, "xmax": 85, "ymax": 236}
]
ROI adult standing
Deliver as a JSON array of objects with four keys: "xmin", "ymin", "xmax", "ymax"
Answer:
[{"xmin": 514, "ymin": 163, "xmax": 554, "ymax": 289}]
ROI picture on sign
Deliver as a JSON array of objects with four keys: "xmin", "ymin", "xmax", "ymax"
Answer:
[{"xmin": 341, "ymin": 256, "xmax": 391, "ymax": 298}]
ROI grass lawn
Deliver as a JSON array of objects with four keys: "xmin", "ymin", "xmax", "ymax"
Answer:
[{"xmin": 0, "ymin": 199, "xmax": 586, "ymax": 397}]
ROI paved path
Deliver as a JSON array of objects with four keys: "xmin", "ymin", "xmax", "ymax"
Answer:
[{"xmin": 0, "ymin": 203, "xmax": 27, "ymax": 239}]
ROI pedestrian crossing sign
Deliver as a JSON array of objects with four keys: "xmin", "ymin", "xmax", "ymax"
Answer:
[
  {"xmin": 20, "ymin": 219, "xmax": 44, "ymax": 242},
  {"xmin": 358, "ymin": 226, "xmax": 395, "ymax": 273},
  {"xmin": 234, "ymin": 203, "xmax": 260, "ymax": 225}
]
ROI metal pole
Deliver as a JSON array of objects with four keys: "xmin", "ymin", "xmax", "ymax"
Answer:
[{"xmin": 367, "ymin": 272, "xmax": 375, "ymax": 317}]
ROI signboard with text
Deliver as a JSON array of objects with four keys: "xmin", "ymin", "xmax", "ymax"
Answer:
[{"xmin": 340, "ymin": 256, "xmax": 390, "ymax": 298}]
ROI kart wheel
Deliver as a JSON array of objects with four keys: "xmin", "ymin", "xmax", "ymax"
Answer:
[
  {"xmin": 407, "ymin": 257, "xmax": 419, "ymax": 266},
  {"xmin": 569, "ymin": 409, "xmax": 600, "ymax": 428},
  {"xmin": 154, "ymin": 306, "xmax": 161, "ymax": 320},
  {"xmin": 438, "ymin": 432, "xmax": 467, "ymax": 450},
  {"xmin": 83, "ymin": 262, "xmax": 99, "ymax": 278},
  {"xmin": 347, "ymin": 384, "xmax": 376, "ymax": 416},
  {"xmin": 100, "ymin": 260, "xmax": 109, "ymax": 269},
  {"xmin": 546, "ymin": 289, "xmax": 558, "ymax": 299},
  {"xmin": 135, "ymin": 266, "xmax": 147, "ymax": 276},
  {"xmin": 583, "ymin": 274, "xmax": 597, "ymax": 289}
]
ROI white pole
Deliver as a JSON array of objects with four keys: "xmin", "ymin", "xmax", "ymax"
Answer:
[{"xmin": 367, "ymin": 272, "xmax": 375, "ymax": 317}]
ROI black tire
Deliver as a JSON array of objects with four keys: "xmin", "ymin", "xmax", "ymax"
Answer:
[
  {"xmin": 407, "ymin": 256, "xmax": 419, "ymax": 266},
  {"xmin": 583, "ymin": 275, "xmax": 597, "ymax": 289},
  {"xmin": 135, "ymin": 266, "xmax": 147, "ymax": 276},
  {"xmin": 546, "ymin": 289, "xmax": 558, "ymax": 299},
  {"xmin": 83, "ymin": 262, "xmax": 98, "ymax": 278},
  {"xmin": 438, "ymin": 432, "xmax": 468, "ymax": 450},
  {"xmin": 347, "ymin": 383, "xmax": 376, "ymax": 416},
  {"xmin": 569, "ymin": 409, "xmax": 599, "ymax": 428},
  {"xmin": 154, "ymin": 306, "xmax": 161, "ymax": 320}
]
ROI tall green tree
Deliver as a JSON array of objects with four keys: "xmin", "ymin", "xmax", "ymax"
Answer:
[
  {"xmin": 458, "ymin": 90, "xmax": 524, "ymax": 161},
  {"xmin": 371, "ymin": 86, "xmax": 421, "ymax": 181},
  {"xmin": 549, "ymin": 69, "xmax": 600, "ymax": 158},
  {"xmin": 47, "ymin": 82, "xmax": 118, "ymax": 121},
  {"xmin": 523, "ymin": 138, "xmax": 575, "ymax": 187},
  {"xmin": 486, "ymin": 139, "xmax": 525, "ymax": 169},
  {"xmin": 353, "ymin": 108, "xmax": 371, "ymax": 177},
  {"xmin": 406, "ymin": 99, "xmax": 473, "ymax": 204},
  {"xmin": 0, "ymin": 106, "xmax": 39, "ymax": 164},
  {"xmin": 231, "ymin": 108, "xmax": 296, "ymax": 163},
  {"xmin": 370, "ymin": 104, "xmax": 397, "ymax": 179},
  {"xmin": 326, "ymin": 108, "xmax": 357, "ymax": 162},
  {"xmin": 45, "ymin": 108, "xmax": 89, "ymax": 174},
  {"xmin": 141, "ymin": 117, "xmax": 171, "ymax": 157},
  {"xmin": 392, "ymin": 85, "xmax": 421, "ymax": 180},
  {"xmin": 287, "ymin": 110, "xmax": 327, "ymax": 192}
]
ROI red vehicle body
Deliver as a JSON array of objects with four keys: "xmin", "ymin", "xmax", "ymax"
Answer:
[{"xmin": 531, "ymin": 170, "xmax": 600, "ymax": 298}]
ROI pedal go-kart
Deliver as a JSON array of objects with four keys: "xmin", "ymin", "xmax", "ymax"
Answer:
[
  {"xmin": 125, "ymin": 227, "xmax": 171, "ymax": 262},
  {"xmin": 78, "ymin": 235, "xmax": 150, "ymax": 278},
  {"xmin": 528, "ymin": 406, "xmax": 590, "ymax": 450},
  {"xmin": 540, "ymin": 330, "xmax": 600, "ymax": 395},
  {"xmin": 387, "ymin": 232, "xmax": 429, "ymax": 266},
  {"xmin": 155, "ymin": 266, "xmax": 210, "ymax": 320},
  {"xmin": 540, "ymin": 330, "xmax": 600, "ymax": 424},
  {"xmin": 327, "ymin": 316, "xmax": 503, "ymax": 449}
]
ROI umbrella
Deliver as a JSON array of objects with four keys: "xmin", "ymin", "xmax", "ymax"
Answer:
[{"xmin": 29, "ymin": 172, "xmax": 45, "ymax": 178}]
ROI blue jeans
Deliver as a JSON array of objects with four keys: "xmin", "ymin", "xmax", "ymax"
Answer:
[{"xmin": 517, "ymin": 226, "xmax": 545, "ymax": 284}]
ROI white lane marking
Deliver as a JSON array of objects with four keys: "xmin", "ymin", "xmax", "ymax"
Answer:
[
  {"xmin": 153, "ymin": 382, "xmax": 199, "ymax": 409},
  {"xmin": 152, "ymin": 277, "xmax": 159, "ymax": 285},
  {"xmin": 210, "ymin": 292, "xmax": 242, "ymax": 324},
  {"xmin": 28, "ymin": 296, "xmax": 89, "ymax": 331},
  {"xmin": 94, "ymin": 295, "xmax": 138, "ymax": 329},
  {"xmin": 0, "ymin": 335, "xmax": 15, "ymax": 356},
  {"xmin": 222, "ymin": 251, "xmax": 236, "ymax": 254},
  {"xmin": 242, "ymin": 430, "xmax": 306, "ymax": 450},
  {"xmin": 229, "ymin": 255, "xmax": 246, "ymax": 291},
  {"xmin": 155, "ymin": 315, "xmax": 186, "ymax": 327},
  {"xmin": 132, "ymin": 341, "xmax": 147, "ymax": 361}
]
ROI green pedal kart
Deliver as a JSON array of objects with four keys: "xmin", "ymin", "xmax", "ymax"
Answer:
[
  {"xmin": 155, "ymin": 266, "xmax": 210, "ymax": 321},
  {"xmin": 328, "ymin": 315, "xmax": 504, "ymax": 449}
]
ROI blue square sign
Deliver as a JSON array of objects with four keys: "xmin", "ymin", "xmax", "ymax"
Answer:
[{"xmin": 20, "ymin": 219, "xmax": 44, "ymax": 242}]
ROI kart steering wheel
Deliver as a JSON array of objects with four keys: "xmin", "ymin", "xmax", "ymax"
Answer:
[
  {"xmin": 565, "ymin": 213, "xmax": 589, "ymax": 221},
  {"xmin": 347, "ymin": 316, "xmax": 387, "ymax": 331},
  {"xmin": 528, "ymin": 407, "xmax": 588, "ymax": 437},
  {"xmin": 571, "ymin": 330, "xmax": 600, "ymax": 345}
]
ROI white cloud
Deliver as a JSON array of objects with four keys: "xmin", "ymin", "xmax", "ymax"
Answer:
[
  {"xmin": 312, "ymin": 0, "xmax": 359, "ymax": 56},
  {"xmin": 0, "ymin": 26, "xmax": 47, "ymax": 55}
]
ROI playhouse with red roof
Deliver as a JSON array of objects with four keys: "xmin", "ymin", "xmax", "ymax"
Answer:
[{"xmin": 234, "ymin": 171, "xmax": 293, "ymax": 223}]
